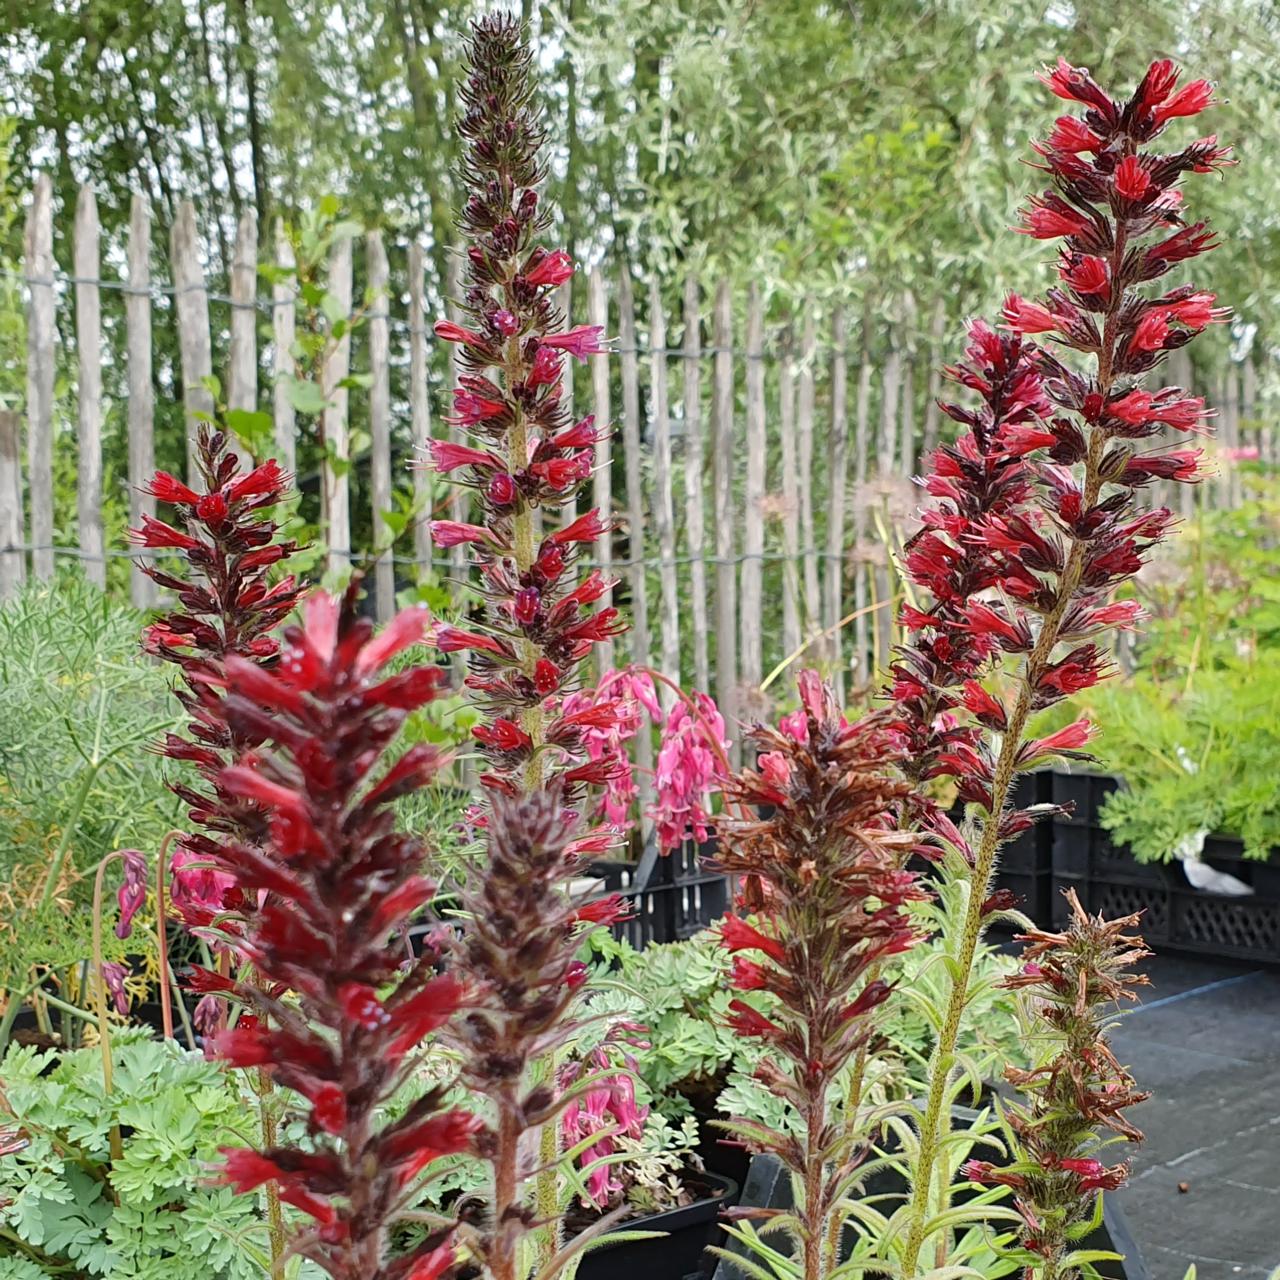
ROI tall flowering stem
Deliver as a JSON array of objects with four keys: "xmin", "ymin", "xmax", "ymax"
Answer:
[
  {"xmin": 130, "ymin": 426, "xmax": 302, "ymax": 1272},
  {"xmin": 129, "ymin": 425, "xmax": 302, "ymax": 925},
  {"xmin": 965, "ymin": 891, "xmax": 1150, "ymax": 1280},
  {"xmin": 425, "ymin": 17, "xmax": 628, "ymax": 1278},
  {"xmin": 202, "ymin": 585, "xmax": 478, "ymax": 1280},
  {"xmin": 896, "ymin": 58, "xmax": 1229, "ymax": 1272},
  {"xmin": 713, "ymin": 673, "xmax": 922, "ymax": 1280},
  {"xmin": 426, "ymin": 13, "xmax": 619, "ymax": 799},
  {"xmin": 450, "ymin": 790, "xmax": 629, "ymax": 1280}
]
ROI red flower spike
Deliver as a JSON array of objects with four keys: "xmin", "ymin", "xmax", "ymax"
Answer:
[
  {"xmin": 999, "ymin": 892, "xmax": 1151, "ymax": 1263},
  {"xmin": 890, "ymin": 55, "xmax": 1225, "ymax": 1272},
  {"xmin": 129, "ymin": 428, "xmax": 304, "ymax": 945},
  {"xmin": 433, "ymin": 21, "xmax": 636, "ymax": 1280},
  {"xmin": 210, "ymin": 584, "xmax": 468, "ymax": 1279},
  {"xmin": 715, "ymin": 676, "xmax": 922, "ymax": 1264}
]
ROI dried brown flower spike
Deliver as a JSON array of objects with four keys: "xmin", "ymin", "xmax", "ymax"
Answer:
[{"xmin": 965, "ymin": 890, "xmax": 1151, "ymax": 1279}]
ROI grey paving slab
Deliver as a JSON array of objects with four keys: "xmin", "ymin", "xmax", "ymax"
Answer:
[{"xmin": 1110, "ymin": 955, "xmax": 1280, "ymax": 1280}]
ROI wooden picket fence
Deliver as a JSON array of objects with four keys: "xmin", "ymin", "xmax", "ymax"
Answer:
[{"xmin": 3, "ymin": 175, "xmax": 1275, "ymax": 736}]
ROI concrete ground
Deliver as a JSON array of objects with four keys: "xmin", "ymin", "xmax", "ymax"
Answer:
[{"xmin": 1109, "ymin": 952, "xmax": 1280, "ymax": 1280}]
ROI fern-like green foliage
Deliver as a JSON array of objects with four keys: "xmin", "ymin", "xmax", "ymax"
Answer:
[
  {"xmin": 0, "ymin": 1031, "xmax": 316, "ymax": 1279},
  {"xmin": 1078, "ymin": 665, "xmax": 1280, "ymax": 862},
  {"xmin": 0, "ymin": 577, "xmax": 182, "ymax": 985},
  {"xmin": 582, "ymin": 921, "xmax": 1027, "ymax": 1137}
]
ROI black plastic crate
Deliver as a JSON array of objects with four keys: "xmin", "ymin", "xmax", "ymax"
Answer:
[
  {"xmin": 588, "ymin": 835, "xmax": 728, "ymax": 949},
  {"xmin": 1049, "ymin": 770, "xmax": 1280, "ymax": 964}
]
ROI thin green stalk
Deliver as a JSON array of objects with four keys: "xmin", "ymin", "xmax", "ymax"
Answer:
[
  {"xmin": 91, "ymin": 852, "xmax": 125, "ymax": 1166},
  {"xmin": 0, "ymin": 978, "xmax": 45, "ymax": 1056},
  {"xmin": 36, "ymin": 765, "xmax": 98, "ymax": 913}
]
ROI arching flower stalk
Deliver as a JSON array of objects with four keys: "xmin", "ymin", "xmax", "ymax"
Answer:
[
  {"xmin": 895, "ymin": 57, "xmax": 1229, "ymax": 1273},
  {"xmin": 712, "ymin": 672, "xmax": 922, "ymax": 1280},
  {"xmin": 965, "ymin": 891, "xmax": 1150, "ymax": 1280},
  {"xmin": 202, "ymin": 585, "xmax": 477, "ymax": 1280}
]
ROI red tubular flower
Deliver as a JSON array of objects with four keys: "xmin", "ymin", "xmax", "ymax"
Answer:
[
  {"xmin": 1002, "ymin": 294, "xmax": 1060, "ymax": 335},
  {"xmin": 523, "ymin": 249, "xmax": 575, "ymax": 288},
  {"xmin": 894, "ymin": 55, "xmax": 1229, "ymax": 1273},
  {"xmin": 1113, "ymin": 154, "xmax": 1151, "ymax": 200},
  {"xmin": 714, "ymin": 678, "xmax": 922, "ymax": 1280},
  {"xmin": 210, "ymin": 583, "xmax": 474, "ymax": 1280}
]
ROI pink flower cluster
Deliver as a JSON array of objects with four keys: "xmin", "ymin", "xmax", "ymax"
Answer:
[
  {"xmin": 651, "ymin": 693, "xmax": 728, "ymax": 853},
  {"xmin": 560, "ymin": 668, "xmax": 661, "ymax": 831},
  {"xmin": 560, "ymin": 1045, "xmax": 650, "ymax": 1209}
]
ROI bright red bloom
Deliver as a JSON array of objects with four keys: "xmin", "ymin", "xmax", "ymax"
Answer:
[
  {"xmin": 1002, "ymin": 294, "xmax": 1060, "ymax": 335},
  {"xmin": 1113, "ymin": 154, "xmax": 1151, "ymax": 200},
  {"xmin": 1025, "ymin": 718, "xmax": 1095, "ymax": 758},
  {"xmin": 1060, "ymin": 254, "xmax": 1109, "ymax": 296},
  {"xmin": 550, "ymin": 508, "xmax": 607, "ymax": 545},
  {"xmin": 719, "ymin": 915, "xmax": 786, "ymax": 964},
  {"xmin": 128, "ymin": 514, "xmax": 201, "ymax": 550},
  {"xmin": 429, "ymin": 520, "xmax": 495, "ymax": 548},
  {"xmin": 1046, "ymin": 115, "xmax": 1102, "ymax": 154},
  {"xmin": 433, "ymin": 319, "xmax": 485, "ymax": 346},
  {"xmin": 1130, "ymin": 309, "xmax": 1170, "ymax": 353},
  {"xmin": 726, "ymin": 998, "xmax": 782, "ymax": 1039},
  {"xmin": 1153, "ymin": 78, "xmax": 1215, "ymax": 124},
  {"xmin": 426, "ymin": 440, "xmax": 503, "ymax": 473},
  {"xmin": 523, "ymin": 249, "xmax": 575, "ymax": 287},
  {"xmin": 1018, "ymin": 194, "xmax": 1089, "ymax": 239},
  {"xmin": 146, "ymin": 471, "xmax": 201, "ymax": 504},
  {"xmin": 540, "ymin": 324, "xmax": 607, "ymax": 362}
]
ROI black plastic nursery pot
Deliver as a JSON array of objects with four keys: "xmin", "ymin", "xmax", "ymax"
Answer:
[
  {"xmin": 1049, "ymin": 771, "xmax": 1280, "ymax": 965},
  {"xmin": 573, "ymin": 1171, "xmax": 739, "ymax": 1280},
  {"xmin": 711, "ymin": 1150, "xmax": 1148, "ymax": 1280}
]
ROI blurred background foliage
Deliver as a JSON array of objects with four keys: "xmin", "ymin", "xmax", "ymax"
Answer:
[{"xmin": 2, "ymin": 0, "xmax": 1279, "ymax": 319}]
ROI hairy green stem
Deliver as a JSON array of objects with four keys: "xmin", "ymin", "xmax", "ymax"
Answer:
[{"xmin": 900, "ymin": 427, "xmax": 1108, "ymax": 1275}]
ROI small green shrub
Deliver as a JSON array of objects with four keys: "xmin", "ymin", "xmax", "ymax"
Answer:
[
  {"xmin": 0, "ymin": 578, "xmax": 182, "ymax": 987},
  {"xmin": 0, "ymin": 1032, "xmax": 305, "ymax": 1279}
]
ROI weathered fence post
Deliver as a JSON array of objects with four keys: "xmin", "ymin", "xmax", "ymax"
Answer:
[
  {"xmin": 741, "ymin": 283, "xmax": 766, "ymax": 700},
  {"xmin": 228, "ymin": 210, "xmax": 258, "ymax": 466},
  {"xmin": 649, "ymin": 279, "xmax": 681, "ymax": 695},
  {"xmin": 779, "ymin": 323, "xmax": 801, "ymax": 663},
  {"xmin": 367, "ymin": 231, "xmax": 394, "ymax": 620},
  {"xmin": 24, "ymin": 173, "xmax": 55, "ymax": 582},
  {"xmin": 797, "ymin": 304, "xmax": 820, "ymax": 645},
  {"xmin": 824, "ymin": 307, "xmax": 849, "ymax": 703},
  {"xmin": 170, "ymin": 200, "xmax": 214, "ymax": 484},
  {"xmin": 73, "ymin": 185, "xmax": 105, "ymax": 587},
  {"xmin": 711, "ymin": 279, "xmax": 739, "ymax": 762},
  {"xmin": 587, "ymin": 268, "xmax": 614, "ymax": 674},
  {"xmin": 682, "ymin": 274, "xmax": 710, "ymax": 692},
  {"xmin": 852, "ymin": 323, "xmax": 874, "ymax": 681},
  {"xmin": 408, "ymin": 241, "xmax": 433, "ymax": 575},
  {"xmin": 126, "ymin": 195, "xmax": 155, "ymax": 607},
  {"xmin": 0, "ymin": 410, "xmax": 23, "ymax": 596},
  {"xmin": 617, "ymin": 266, "xmax": 651, "ymax": 677},
  {"xmin": 321, "ymin": 236, "xmax": 353, "ymax": 574},
  {"xmin": 618, "ymin": 265, "xmax": 653, "ymax": 793},
  {"xmin": 271, "ymin": 221, "xmax": 297, "ymax": 477}
]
